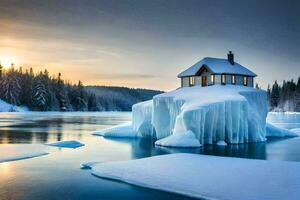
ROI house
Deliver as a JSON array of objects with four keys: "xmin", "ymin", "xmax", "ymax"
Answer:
[{"xmin": 178, "ymin": 51, "xmax": 256, "ymax": 88}]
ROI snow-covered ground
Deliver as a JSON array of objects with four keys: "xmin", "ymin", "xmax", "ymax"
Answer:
[
  {"xmin": 0, "ymin": 99, "xmax": 27, "ymax": 112},
  {"xmin": 47, "ymin": 140, "xmax": 85, "ymax": 148},
  {"xmin": 87, "ymin": 153, "xmax": 300, "ymax": 200},
  {"xmin": 0, "ymin": 144, "xmax": 48, "ymax": 163}
]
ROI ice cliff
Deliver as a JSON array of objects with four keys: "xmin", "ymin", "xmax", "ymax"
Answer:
[{"xmin": 132, "ymin": 85, "xmax": 268, "ymax": 145}]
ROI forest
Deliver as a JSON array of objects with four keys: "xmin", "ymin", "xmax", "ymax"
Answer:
[
  {"xmin": 0, "ymin": 66, "xmax": 162, "ymax": 111},
  {"xmin": 267, "ymin": 77, "xmax": 300, "ymax": 112}
]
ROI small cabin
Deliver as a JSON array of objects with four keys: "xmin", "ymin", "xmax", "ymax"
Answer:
[{"xmin": 178, "ymin": 51, "xmax": 256, "ymax": 88}]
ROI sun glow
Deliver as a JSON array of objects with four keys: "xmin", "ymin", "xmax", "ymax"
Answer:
[{"xmin": 0, "ymin": 56, "xmax": 18, "ymax": 68}]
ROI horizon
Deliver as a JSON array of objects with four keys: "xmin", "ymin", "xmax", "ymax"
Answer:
[{"xmin": 0, "ymin": 0, "xmax": 299, "ymax": 90}]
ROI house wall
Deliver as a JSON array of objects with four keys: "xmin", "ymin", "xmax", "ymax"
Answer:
[
  {"xmin": 181, "ymin": 77, "xmax": 189, "ymax": 87},
  {"xmin": 195, "ymin": 76, "xmax": 201, "ymax": 86},
  {"xmin": 248, "ymin": 77, "xmax": 254, "ymax": 87},
  {"xmin": 225, "ymin": 75, "xmax": 231, "ymax": 84},
  {"xmin": 215, "ymin": 75, "xmax": 221, "ymax": 84},
  {"xmin": 236, "ymin": 75, "xmax": 244, "ymax": 85}
]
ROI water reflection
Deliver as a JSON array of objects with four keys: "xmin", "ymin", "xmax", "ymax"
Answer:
[
  {"xmin": 0, "ymin": 112, "xmax": 300, "ymax": 200},
  {"xmin": 0, "ymin": 112, "xmax": 131, "ymax": 144}
]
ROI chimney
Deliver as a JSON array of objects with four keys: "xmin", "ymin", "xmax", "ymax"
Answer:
[{"xmin": 227, "ymin": 51, "xmax": 234, "ymax": 65}]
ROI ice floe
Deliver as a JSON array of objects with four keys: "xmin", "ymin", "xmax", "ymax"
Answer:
[
  {"xmin": 0, "ymin": 144, "xmax": 48, "ymax": 163},
  {"xmin": 47, "ymin": 140, "xmax": 84, "ymax": 148},
  {"xmin": 88, "ymin": 153, "xmax": 300, "ymax": 200},
  {"xmin": 266, "ymin": 123, "xmax": 297, "ymax": 137},
  {"xmin": 92, "ymin": 122, "xmax": 138, "ymax": 138}
]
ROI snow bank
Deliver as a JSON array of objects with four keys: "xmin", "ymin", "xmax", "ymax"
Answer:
[
  {"xmin": 92, "ymin": 122, "xmax": 138, "ymax": 138},
  {"xmin": 0, "ymin": 144, "xmax": 48, "ymax": 163},
  {"xmin": 155, "ymin": 130, "xmax": 201, "ymax": 147},
  {"xmin": 47, "ymin": 140, "xmax": 84, "ymax": 148},
  {"xmin": 134, "ymin": 85, "xmax": 268, "ymax": 146},
  {"xmin": 89, "ymin": 153, "xmax": 300, "ymax": 200},
  {"xmin": 266, "ymin": 123, "xmax": 297, "ymax": 137},
  {"xmin": 0, "ymin": 99, "xmax": 27, "ymax": 112}
]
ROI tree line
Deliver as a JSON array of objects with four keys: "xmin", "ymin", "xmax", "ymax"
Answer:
[
  {"xmin": 0, "ymin": 65, "xmax": 96, "ymax": 111},
  {"xmin": 267, "ymin": 77, "xmax": 300, "ymax": 112}
]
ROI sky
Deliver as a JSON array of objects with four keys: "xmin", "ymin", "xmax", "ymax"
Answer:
[{"xmin": 0, "ymin": 0, "xmax": 299, "ymax": 91}]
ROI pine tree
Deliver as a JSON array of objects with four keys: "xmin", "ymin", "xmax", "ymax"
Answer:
[
  {"xmin": 270, "ymin": 80, "xmax": 280, "ymax": 110},
  {"xmin": 55, "ymin": 73, "xmax": 67, "ymax": 111},
  {"xmin": 31, "ymin": 75, "xmax": 48, "ymax": 110},
  {"xmin": 295, "ymin": 77, "xmax": 300, "ymax": 112},
  {"xmin": 88, "ymin": 93, "xmax": 98, "ymax": 111},
  {"xmin": 1, "ymin": 67, "xmax": 21, "ymax": 105}
]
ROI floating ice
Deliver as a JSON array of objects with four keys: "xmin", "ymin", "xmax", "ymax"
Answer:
[
  {"xmin": 92, "ymin": 122, "xmax": 137, "ymax": 138},
  {"xmin": 47, "ymin": 140, "xmax": 84, "ymax": 148},
  {"xmin": 291, "ymin": 128, "xmax": 300, "ymax": 134},
  {"xmin": 92, "ymin": 85, "xmax": 269, "ymax": 147},
  {"xmin": 266, "ymin": 123, "xmax": 297, "ymax": 137},
  {"xmin": 134, "ymin": 85, "xmax": 268, "ymax": 146},
  {"xmin": 89, "ymin": 153, "xmax": 300, "ymax": 200},
  {"xmin": 0, "ymin": 144, "xmax": 48, "ymax": 163}
]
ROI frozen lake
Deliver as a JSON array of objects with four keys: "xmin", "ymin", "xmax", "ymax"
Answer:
[{"xmin": 0, "ymin": 112, "xmax": 300, "ymax": 200}]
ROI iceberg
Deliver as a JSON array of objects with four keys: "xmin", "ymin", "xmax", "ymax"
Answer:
[
  {"xmin": 0, "ymin": 144, "xmax": 48, "ymax": 163},
  {"xmin": 46, "ymin": 140, "xmax": 85, "ymax": 148},
  {"xmin": 88, "ymin": 153, "xmax": 300, "ymax": 200},
  {"xmin": 133, "ymin": 85, "xmax": 268, "ymax": 146},
  {"xmin": 93, "ymin": 85, "xmax": 271, "ymax": 147}
]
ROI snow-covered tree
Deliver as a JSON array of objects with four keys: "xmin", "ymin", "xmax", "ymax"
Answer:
[
  {"xmin": 31, "ymin": 75, "xmax": 48, "ymax": 110},
  {"xmin": 1, "ymin": 67, "xmax": 21, "ymax": 105}
]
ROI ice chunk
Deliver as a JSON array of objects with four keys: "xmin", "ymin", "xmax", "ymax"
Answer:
[
  {"xmin": 0, "ymin": 144, "xmax": 48, "ymax": 163},
  {"xmin": 266, "ymin": 123, "xmax": 298, "ymax": 137},
  {"xmin": 155, "ymin": 130, "xmax": 201, "ymax": 147},
  {"xmin": 89, "ymin": 153, "xmax": 300, "ymax": 200},
  {"xmin": 134, "ymin": 85, "xmax": 268, "ymax": 145},
  {"xmin": 216, "ymin": 140, "xmax": 227, "ymax": 146},
  {"xmin": 92, "ymin": 122, "xmax": 138, "ymax": 138},
  {"xmin": 47, "ymin": 140, "xmax": 85, "ymax": 148}
]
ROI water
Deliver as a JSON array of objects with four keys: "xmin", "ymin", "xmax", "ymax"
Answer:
[{"xmin": 0, "ymin": 112, "xmax": 300, "ymax": 200}]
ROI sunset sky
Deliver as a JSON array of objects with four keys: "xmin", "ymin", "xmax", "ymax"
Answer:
[{"xmin": 0, "ymin": 0, "xmax": 299, "ymax": 91}]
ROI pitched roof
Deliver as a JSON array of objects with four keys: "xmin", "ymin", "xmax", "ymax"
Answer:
[{"xmin": 177, "ymin": 57, "xmax": 257, "ymax": 78}]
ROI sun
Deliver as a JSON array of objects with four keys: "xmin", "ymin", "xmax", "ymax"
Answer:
[{"xmin": 0, "ymin": 56, "xmax": 17, "ymax": 68}]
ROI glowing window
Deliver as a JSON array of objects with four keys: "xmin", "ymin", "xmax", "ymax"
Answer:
[
  {"xmin": 243, "ymin": 76, "xmax": 248, "ymax": 86},
  {"xmin": 232, "ymin": 75, "xmax": 236, "ymax": 84},
  {"xmin": 189, "ymin": 76, "xmax": 195, "ymax": 86},
  {"xmin": 210, "ymin": 74, "xmax": 215, "ymax": 84}
]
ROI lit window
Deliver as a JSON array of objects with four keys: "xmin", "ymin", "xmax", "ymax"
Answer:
[
  {"xmin": 221, "ymin": 74, "xmax": 226, "ymax": 84},
  {"xmin": 243, "ymin": 76, "xmax": 248, "ymax": 86},
  {"xmin": 189, "ymin": 76, "xmax": 195, "ymax": 86},
  {"xmin": 232, "ymin": 75, "xmax": 236, "ymax": 84},
  {"xmin": 210, "ymin": 74, "xmax": 215, "ymax": 84}
]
